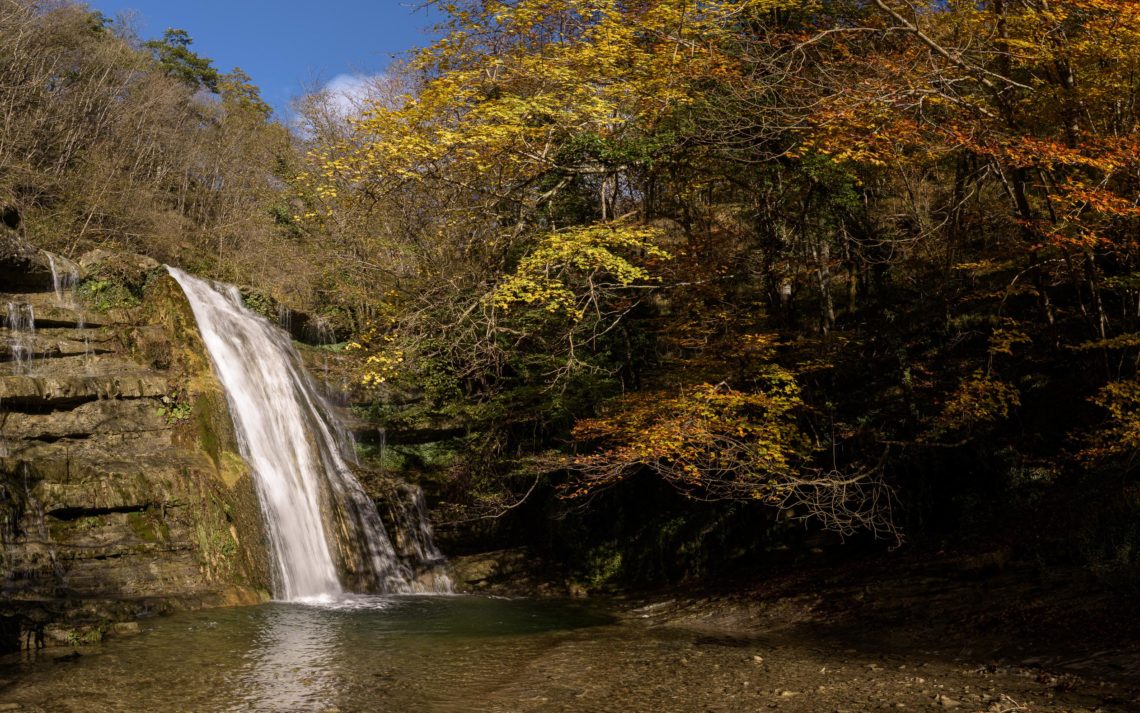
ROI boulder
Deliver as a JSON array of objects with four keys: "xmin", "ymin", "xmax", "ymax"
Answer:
[
  {"xmin": 0, "ymin": 227, "xmax": 53, "ymax": 291},
  {"xmin": 77, "ymin": 249, "xmax": 161, "ymax": 288}
]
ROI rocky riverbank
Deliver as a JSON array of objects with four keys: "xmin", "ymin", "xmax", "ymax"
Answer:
[
  {"xmin": 463, "ymin": 549, "xmax": 1139, "ymax": 712},
  {"xmin": 1, "ymin": 549, "xmax": 1135, "ymax": 713}
]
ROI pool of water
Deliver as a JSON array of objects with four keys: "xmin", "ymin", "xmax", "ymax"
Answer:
[
  {"xmin": 0, "ymin": 594, "xmax": 1106, "ymax": 713},
  {"xmin": 0, "ymin": 596, "xmax": 617, "ymax": 713}
]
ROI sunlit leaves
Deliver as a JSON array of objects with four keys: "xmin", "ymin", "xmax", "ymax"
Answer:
[
  {"xmin": 570, "ymin": 375, "xmax": 811, "ymax": 499},
  {"xmin": 792, "ymin": 0, "xmax": 1140, "ymax": 261},
  {"xmin": 1085, "ymin": 379, "xmax": 1140, "ymax": 458},
  {"xmin": 930, "ymin": 372, "xmax": 1021, "ymax": 437},
  {"xmin": 490, "ymin": 223, "xmax": 671, "ymax": 318},
  {"xmin": 305, "ymin": 0, "xmax": 808, "ymax": 208}
]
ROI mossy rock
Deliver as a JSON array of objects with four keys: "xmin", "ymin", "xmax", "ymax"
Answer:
[
  {"xmin": 136, "ymin": 272, "xmax": 273, "ymax": 594},
  {"xmin": 127, "ymin": 509, "xmax": 170, "ymax": 544},
  {"xmin": 76, "ymin": 249, "xmax": 162, "ymax": 311},
  {"xmin": 137, "ymin": 274, "xmax": 213, "ymax": 376}
]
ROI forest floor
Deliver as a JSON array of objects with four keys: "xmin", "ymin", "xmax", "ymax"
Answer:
[{"xmin": 470, "ymin": 549, "xmax": 1140, "ymax": 712}]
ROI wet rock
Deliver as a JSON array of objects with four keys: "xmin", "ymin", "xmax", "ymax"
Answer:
[
  {"xmin": 1, "ymin": 254, "xmax": 273, "ymax": 646},
  {"xmin": 111, "ymin": 622, "xmax": 140, "ymax": 636},
  {"xmin": 0, "ymin": 374, "xmax": 169, "ymax": 405},
  {"xmin": 446, "ymin": 548, "xmax": 568, "ymax": 596},
  {"xmin": 2, "ymin": 398, "xmax": 166, "ymax": 441}
]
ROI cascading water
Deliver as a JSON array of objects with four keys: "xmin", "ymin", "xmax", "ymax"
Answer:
[
  {"xmin": 45, "ymin": 252, "xmax": 78, "ymax": 305},
  {"xmin": 45, "ymin": 252, "xmax": 84, "ymax": 334},
  {"xmin": 167, "ymin": 267, "xmax": 450, "ymax": 601},
  {"xmin": 0, "ymin": 397, "xmax": 8, "ymax": 458},
  {"xmin": 5, "ymin": 302, "xmax": 35, "ymax": 374},
  {"xmin": 388, "ymin": 484, "xmax": 452, "ymax": 591},
  {"xmin": 276, "ymin": 304, "xmax": 292, "ymax": 334}
]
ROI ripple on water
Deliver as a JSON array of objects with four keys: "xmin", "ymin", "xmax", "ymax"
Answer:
[{"xmin": 0, "ymin": 597, "xmax": 615, "ymax": 713}]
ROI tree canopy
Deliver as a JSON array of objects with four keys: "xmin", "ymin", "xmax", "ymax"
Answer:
[{"xmin": 6, "ymin": 0, "xmax": 1139, "ymax": 583}]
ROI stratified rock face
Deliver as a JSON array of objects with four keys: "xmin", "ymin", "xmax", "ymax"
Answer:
[{"xmin": 0, "ymin": 231, "xmax": 271, "ymax": 651}]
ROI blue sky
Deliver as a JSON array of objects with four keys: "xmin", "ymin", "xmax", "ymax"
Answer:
[{"xmin": 87, "ymin": 1, "xmax": 441, "ymax": 118}]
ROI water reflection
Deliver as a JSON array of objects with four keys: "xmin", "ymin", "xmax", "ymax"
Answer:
[
  {"xmin": 0, "ymin": 597, "xmax": 613, "ymax": 713},
  {"xmin": 234, "ymin": 605, "xmax": 347, "ymax": 712}
]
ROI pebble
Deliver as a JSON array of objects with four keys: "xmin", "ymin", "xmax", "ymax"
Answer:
[{"xmin": 935, "ymin": 694, "xmax": 962, "ymax": 708}]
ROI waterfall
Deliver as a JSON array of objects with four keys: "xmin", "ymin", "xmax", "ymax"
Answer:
[
  {"xmin": 5, "ymin": 302, "xmax": 35, "ymax": 374},
  {"xmin": 167, "ymin": 268, "xmax": 449, "ymax": 601},
  {"xmin": 0, "ymin": 397, "xmax": 8, "ymax": 458},
  {"xmin": 276, "ymin": 303, "xmax": 292, "ymax": 334},
  {"xmin": 388, "ymin": 484, "xmax": 452, "ymax": 592},
  {"xmin": 44, "ymin": 252, "xmax": 78, "ymax": 306}
]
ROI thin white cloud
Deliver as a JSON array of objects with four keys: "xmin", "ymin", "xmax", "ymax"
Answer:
[
  {"xmin": 323, "ymin": 73, "xmax": 378, "ymax": 118},
  {"xmin": 289, "ymin": 72, "xmax": 406, "ymax": 139}
]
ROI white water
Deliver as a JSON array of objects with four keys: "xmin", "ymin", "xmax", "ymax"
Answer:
[
  {"xmin": 43, "ymin": 253, "xmax": 88, "ymax": 365},
  {"xmin": 45, "ymin": 251, "xmax": 80, "ymax": 308},
  {"xmin": 5, "ymin": 302, "xmax": 35, "ymax": 374},
  {"xmin": 168, "ymin": 268, "xmax": 444, "ymax": 601},
  {"xmin": 0, "ymin": 397, "xmax": 7, "ymax": 458}
]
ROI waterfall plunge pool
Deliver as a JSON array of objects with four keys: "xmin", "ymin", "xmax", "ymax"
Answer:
[
  {"xmin": 0, "ymin": 596, "xmax": 626, "ymax": 712},
  {"xmin": 1, "ymin": 589, "xmax": 1110, "ymax": 712}
]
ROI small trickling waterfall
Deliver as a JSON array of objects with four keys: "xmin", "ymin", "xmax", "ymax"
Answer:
[
  {"xmin": 22, "ymin": 464, "xmax": 60, "ymax": 581},
  {"xmin": 44, "ymin": 252, "xmax": 91, "ymax": 366},
  {"xmin": 44, "ymin": 252, "xmax": 78, "ymax": 306},
  {"xmin": 276, "ymin": 304, "xmax": 292, "ymax": 334},
  {"xmin": 0, "ymin": 397, "xmax": 8, "ymax": 458},
  {"xmin": 387, "ymin": 484, "xmax": 452, "ymax": 592},
  {"xmin": 168, "ymin": 267, "xmax": 450, "ymax": 601},
  {"xmin": 5, "ymin": 302, "xmax": 35, "ymax": 374}
]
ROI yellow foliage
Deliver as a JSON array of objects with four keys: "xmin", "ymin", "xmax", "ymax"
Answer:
[
  {"xmin": 1075, "ymin": 333, "xmax": 1140, "ymax": 352},
  {"xmin": 571, "ymin": 343, "xmax": 810, "ymax": 496},
  {"xmin": 931, "ymin": 371, "xmax": 1020, "ymax": 436},
  {"xmin": 1085, "ymin": 378, "xmax": 1140, "ymax": 457},
  {"xmin": 490, "ymin": 222, "xmax": 671, "ymax": 318},
  {"xmin": 988, "ymin": 328, "xmax": 1031, "ymax": 357},
  {"xmin": 344, "ymin": 317, "xmax": 406, "ymax": 389},
  {"xmin": 303, "ymin": 1, "xmax": 807, "ymax": 209}
]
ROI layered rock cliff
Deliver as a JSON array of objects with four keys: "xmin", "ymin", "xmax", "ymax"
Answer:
[{"xmin": 0, "ymin": 230, "xmax": 271, "ymax": 652}]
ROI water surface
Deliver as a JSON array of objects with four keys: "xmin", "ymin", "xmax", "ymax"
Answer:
[{"xmin": 0, "ymin": 596, "xmax": 614, "ymax": 712}]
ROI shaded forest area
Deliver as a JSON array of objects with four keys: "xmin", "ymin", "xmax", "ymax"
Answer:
[{"xmin": 3, "ymin": 0, "xmax": 1139, "ymax": 589}]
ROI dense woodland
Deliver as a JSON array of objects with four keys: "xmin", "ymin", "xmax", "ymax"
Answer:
[{"xmin": 3, "ymin": 0, "xmax": 1139, "ymax": 587}]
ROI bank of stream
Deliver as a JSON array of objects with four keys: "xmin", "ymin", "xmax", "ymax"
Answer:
[{"xmin": 2, "ymin": 553, "xmax": 1137, "ymax": 713}]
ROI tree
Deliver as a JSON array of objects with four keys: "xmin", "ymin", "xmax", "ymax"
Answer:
[{"xmin": 144, "ymin": 28, "xmax": 219, "ymax": 92}]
